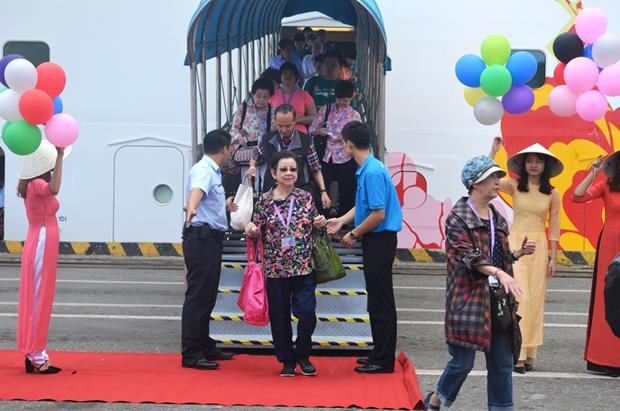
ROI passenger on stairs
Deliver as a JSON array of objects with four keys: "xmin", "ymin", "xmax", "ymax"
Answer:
[
  {"xmin": 245, "ymin": 150, "xmax": 327, "ymax": 377},
  {"xmin": 181, "ymin": 129, "xmax": 238, "ymax": 371},
  {"xmin": 324, "ymin": 121, "xmax": 402, "ymax": 374}
]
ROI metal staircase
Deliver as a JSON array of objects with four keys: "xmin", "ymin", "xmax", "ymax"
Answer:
[{"xmin": 212, "ymin": 232, "xmax": 372, "ymax": 351}]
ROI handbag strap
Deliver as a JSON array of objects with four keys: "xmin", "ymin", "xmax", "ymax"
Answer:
[{"xmin": 246, "ymin": 232, "xmax": 264, "ymax": 264}]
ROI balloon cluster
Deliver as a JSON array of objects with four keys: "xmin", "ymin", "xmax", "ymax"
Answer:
[
  {"xmin": 550, "ymin": 7, "xmax": 620, "ymax": 121},
  {"xmin": 456, "ymin": 34, "xmax": 537, "ymax": 125},
  {"xmin": 0, "ymin": 55, "xmax": 79, "ymax": 156}
]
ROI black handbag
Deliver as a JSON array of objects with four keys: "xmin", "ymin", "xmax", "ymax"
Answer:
[{"xmin": 489, "ymin": 285, "xmax": 513, "ymax": 332}]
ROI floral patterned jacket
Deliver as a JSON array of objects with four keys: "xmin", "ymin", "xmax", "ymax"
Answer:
[
  {"xmin": 444, "ymin": 197, "xmax": 522, "ymax": 360},
  {"xmin": 252, "ymin": 187, "xmax": 318, "ymax": 278}
]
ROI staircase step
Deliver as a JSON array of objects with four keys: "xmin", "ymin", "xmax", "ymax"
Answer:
[{"xmin": 213, "ymin": 291, "xmax": 369, "ymax": 316}]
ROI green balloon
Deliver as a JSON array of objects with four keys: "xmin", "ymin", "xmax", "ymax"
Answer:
[
  {"xmin": 481, "ymin": 34, "xmax": 511, "ymax": 66},
  {"xmin": 480, "ymin": 65, "xmax": 512, "ymax": 97},
  {"xmin": 2, "ymin": 120, "xmax": 42, "ymax": 156},
  {"xmin": 0, "ymin": 86, "xmax": 6, "ymax": 94}
]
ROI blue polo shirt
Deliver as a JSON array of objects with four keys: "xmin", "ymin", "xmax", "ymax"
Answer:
[
  {"xmin": 186, "ymin": 155, "xmax": 228, "ymax": 231},
  {"xmin": 355, "ymin": 155, "xmax": 402, "ymax": 233}
]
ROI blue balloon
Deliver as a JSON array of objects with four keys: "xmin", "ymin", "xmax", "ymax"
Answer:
[
  {"xmin": 506, "ymin": 51, "xmax": 537, "ymax": 84},
  {"xmin": 52, "ymin": 96, "xmax": 63, "ymax": 114},
  {"xmin": 584, "ymin": 44, "xmax": 593, "ymax": 59},
  {"xmin": 455, "ymin": 54, "xmax": 486, "ymax": 87}
]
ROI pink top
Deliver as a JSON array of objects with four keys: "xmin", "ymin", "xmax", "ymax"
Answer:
[
  {"xmin": 308, "ymin": 104, "xmax": 361, "ymax": 164},
  {"xmin": 269, "ymin": 87, "xmax": 314, "ymax": 134},
  {"xmin": 24, "ymin": 179, "xmax": 59, "ymax": 228}
]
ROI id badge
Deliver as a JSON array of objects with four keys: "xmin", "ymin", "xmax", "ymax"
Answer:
[
  {"xmin": 281, "ymin": 235, "xmax": 296, "ymax": 250},
  {"xmin": 488, "ymin": 275, "xmax": 500, "ymax": 287}
]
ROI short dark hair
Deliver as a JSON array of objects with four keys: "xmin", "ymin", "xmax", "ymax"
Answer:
[
  {"xmin": 270, "ymin": 150, "xmax": 297, "ymax": 171},
  {"xmin": 251, "ymin": 77, "xmax": 275, "ymax": 96},
  {"xmin": 278, "ymin": 38, "xmax": 294, "ymax": 51},
  {"xmin": 324, "ymin": 48, "xmax": 343, "ymax": 64},
  {"xmin": 335, "ymin": 80, "xmax": 355, "ymax": 98},
  {"xmin": 303, "ymin": 27, "xmax": 313, "ymax": 33},
  {"xmin": 315, "ymin": 53, "xmax": 327, "ymax": 64},
  {"xmin": 279, "ymin": 62, "xmax": 300, "ymax": 81},
  {"xmin": 293, "ymin": 33, "xmax": 305, "ymax": 42},
  {"xmin": 260, "ymin": 68, "xmax": 280, "ymax": 85},
  {"xmin": 203, "ymin": 129, "xmax": 232, "ymax": 154},
  {"xmin": 318, "ymin": 29, "xmax": 327, "ymax": 35},
  {"xmin": 341, "ymin": 121, "xmax": 370, "ymax": 149},
  {"xmin": 274, "ymin": 103, "xmax": 297, "ymax": 120}
]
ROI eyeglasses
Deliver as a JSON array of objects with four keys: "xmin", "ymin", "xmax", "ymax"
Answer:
[{"xmin": 278, "ymin": 167, "xmax": 298, "ymax": 173}]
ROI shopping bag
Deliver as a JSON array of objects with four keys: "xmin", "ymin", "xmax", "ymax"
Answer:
[
  {"xmin": 312, "ymin": 230, "xmax": 346, "ymax": 284},
  {"xmin": 230, "ymin": 179, "xmax": 253, "ymax": 231},
  {"xmin": 237, "ymin": 237, "xmax": 269, "ymax": 326}
]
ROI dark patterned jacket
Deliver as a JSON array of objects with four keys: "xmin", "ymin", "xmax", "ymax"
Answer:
[{"xmin": 444, "ymin": 197, "xmax": 522, "ymax": 361}]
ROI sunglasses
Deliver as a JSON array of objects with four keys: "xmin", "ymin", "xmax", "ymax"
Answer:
[{"xmin": 278, "ymin": 167, "xmax": 298, "ymax": 173}]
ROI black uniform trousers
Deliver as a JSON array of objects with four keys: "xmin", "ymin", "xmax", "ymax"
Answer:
[
  {"xmin": 181, "ymin": 225, "xmax": 224, "ymax": 364},
  {"xmin": 266, "ymin": 273, "xmax": 317, "ymax": 364},
  {"xmin": 362, "ymin": 230, "xmax": 398, "ymax": 368}
]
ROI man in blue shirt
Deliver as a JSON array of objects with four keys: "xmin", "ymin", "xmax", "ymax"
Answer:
[
  {"xmin": 182, "ymin": 129, "xmax": 238, "ymax": 371},
  {"xmin": 326, "ymin": 121, "xmax": 402, "ymax": 374}
]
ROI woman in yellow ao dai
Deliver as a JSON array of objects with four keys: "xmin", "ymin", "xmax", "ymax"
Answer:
[{"xmin": 491, "ymin": 138, "xmax": 563, "ymax": 373}]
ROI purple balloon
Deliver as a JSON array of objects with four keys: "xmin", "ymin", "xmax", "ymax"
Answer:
[
  {"xmin": 501, "ymin": 84, "xmax": 535, "ymax": 115},
  {"xmin": 0, "ymin": 54, "xmax": 24, "ymax": 87}
]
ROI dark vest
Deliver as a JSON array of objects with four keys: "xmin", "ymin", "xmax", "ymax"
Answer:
[{"xmin": 261, "ymin": 130, "xmax": 313, "ymax": 192}]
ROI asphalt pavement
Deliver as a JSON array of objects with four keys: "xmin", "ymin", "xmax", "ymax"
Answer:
[{"xmin": 0, "ymin": 260, "xmax": 617, "ymax": 410}]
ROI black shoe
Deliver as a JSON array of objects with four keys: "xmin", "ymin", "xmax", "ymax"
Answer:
[
  {"xmin": 513, "ymin": 365, "xmax": 526, "ymax": 374},
  {"xmin": 356, "ymin": 356, "xmax": 370, "ymax": 365},
  {"xmin": 25, "ymin": 357, "xmax": 61, "ymax": 374},
  {"xmin": 424, "ymin": 392, "xmax": 441, "ymax": 410},
  {"xmin": 280, "ymin": 361, "xmax": 296, "ymax": 377},
  {"xmin": 206, "ymin": 351, "xmax": 234, "ymax": 361},
  {"xmin": 182, "ymin": 358, "xmax": 219, "ymax": 370},
  {"xmin": 297, "ymin": 358, "xmax": 317, "ymax": 376},
  {"xmin": 354, "ymin": 363, "xmax": 394, "ymax": 374}
]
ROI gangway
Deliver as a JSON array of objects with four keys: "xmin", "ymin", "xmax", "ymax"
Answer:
[{"xmin": 186, "ymin": 0, "xmax": 390, "ymax": 351}]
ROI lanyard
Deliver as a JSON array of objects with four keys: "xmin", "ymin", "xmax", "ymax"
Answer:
[
  {"xmin": 281, "ymin": 87, "xmax": 298, "ymax": 105},
  {"xmin": 273, "ymin": 196, "xmax": 295, "ymax": 231},
  {"xmin": 278, "ymin": 131, "xmax": 296, "ymax": 151},
  {"xmin": 466, "ymin": 199, "xmax": 495, "ymax": 259}
]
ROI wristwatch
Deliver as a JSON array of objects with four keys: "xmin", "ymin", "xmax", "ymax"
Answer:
[
  {"xmin": 348, "ymin": 231, "xmax": 358, "ymax": 240},
  {"xmin": 320, "ymin": 188, "xmax": 327, "ymax": 193},
  {"xmin": 511, "ymin": 250, "xmax": 520, "ymax": 261}
]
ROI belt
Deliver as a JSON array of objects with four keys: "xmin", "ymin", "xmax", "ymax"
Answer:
[{"xmin": 183, "ymin": 224, "xmax": 225, "ymax": 240}]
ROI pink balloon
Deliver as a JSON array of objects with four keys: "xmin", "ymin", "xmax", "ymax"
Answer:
[
  {"xmin": 597, "ymin": 64, "xmax": 620, "ymax": 97},
  {"xmin": 576, "ymin": 7, "xmax": 608, "ymax": 44},
  {"xmin": 44, "ymin": 113, "xmax": 79, "ymax": 147},
  {"xmin": 564, "ymin": 57, "xmax": 600, "ymax": 93},
  {"xmin": 576, "ymin": 90, "xmax": 608, "ymax": 122},
  {"xmin": 548, "ymin": 85, "xmax": 578, "ymax": 117}
]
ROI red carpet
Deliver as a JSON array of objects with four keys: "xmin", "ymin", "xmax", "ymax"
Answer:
[{"xmin": 0, "ymin": 350, "xmax": 424, "ymax": 409}]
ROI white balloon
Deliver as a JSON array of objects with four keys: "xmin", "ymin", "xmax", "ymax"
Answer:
[
  {"xmin": 592, "ymin": 34, "xmax": 620, "ymax": 68},
  {"xmin": 4, "ymin": 58, "xmax": 37, "ymax": 92},
  {"xmin": 0, "ymin": 89, "xmax": 23, "ymax": 121},
  {"xmin": 474, "ymin": 96, "xmax": 504, "ymax": 125}
]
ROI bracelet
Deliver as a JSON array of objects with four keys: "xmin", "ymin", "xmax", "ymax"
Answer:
[
  {"xmin": 511, "ymin": 250, "xmax": 520, "ymax": 260},
  {"xmin": 320, "ymin": 189, "xmax": 327, "ymax": 193}
]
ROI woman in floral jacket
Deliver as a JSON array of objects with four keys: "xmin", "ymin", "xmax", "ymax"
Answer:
[
  {"xmin": 245, "ymin": 150, "xmax": 325, "ymax": 378},
  {"xmin": 425, "ymin": 155, "xmax": 535, "ymax": 411}
]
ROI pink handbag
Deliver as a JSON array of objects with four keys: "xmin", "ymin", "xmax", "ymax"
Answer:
[{"xmin": 237, "ymin": 237, "xmax": 269, "ymax": 326}]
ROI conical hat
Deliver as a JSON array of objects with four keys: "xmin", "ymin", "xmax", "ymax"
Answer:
[
  {"xmin": 604, "ymin": 149, "xmax": 620, "ymax": 178},
  {"xmin": 19, "ymin": 140, "xmax": 72, "ymax": 180},
  {"xmin": 506, "ymin": 143, "xmax": 563, "ymax": 178}
]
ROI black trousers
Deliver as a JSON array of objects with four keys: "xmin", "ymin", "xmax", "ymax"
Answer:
[
  {"xmin": 266, "ymin": 274, "xmax": 317, "ymax": 363},
  {"xmin": 362, "ymin": 231, "xmax": 398, "ymax": 368},
  {"xmin": 321, "ymin": 159, "xmax": 356, "ymax": 216},
  {"xmin": 181, "ymin": 226, "xmax": 223, "ymax": 364}
]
